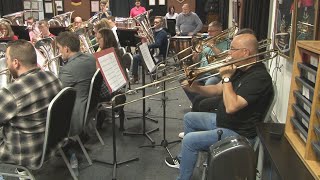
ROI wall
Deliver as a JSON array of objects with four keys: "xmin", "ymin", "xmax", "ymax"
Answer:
[
  {"xmin": 167, "ymin": 0, "xmax": 195, "ymax": 13},
  {"xmin": 268, "ymin": 0, "xmax": 293, "ymax": 123},
  {"xmin": 63, "ymin": 0, "xmax": 91, "ymax": 20}
]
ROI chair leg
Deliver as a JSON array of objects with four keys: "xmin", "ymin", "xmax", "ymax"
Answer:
[
  {"xmin": 94, "ymin": 126, "xmax": 105, "ymax": 145},
  {"xmin": 58, "ymin": 147, "xmax": 79, "ymax": 180},
  {"xmin": 75, "ymin": 135, "xmax": 93, "ymax": 165}
]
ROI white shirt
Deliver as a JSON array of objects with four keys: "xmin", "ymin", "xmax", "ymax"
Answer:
[
  {"xmin": 165, "ymin": 13, "xmax": 178, "ymax": 19},
  {"xmin": 111, "ymin": 26, "xmax": 119, "ymax": 44}
]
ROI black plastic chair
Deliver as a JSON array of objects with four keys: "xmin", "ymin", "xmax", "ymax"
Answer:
[
  {"xmin": 0, "ymin": 87, "xmax": 77, "ymax": 179},
  {"xmin": 83, "ymin": 69, "xmax": 105, "ymax": 145}
]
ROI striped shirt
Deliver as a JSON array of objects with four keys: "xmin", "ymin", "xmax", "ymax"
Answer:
[{"xmin": 0, "ymin": 68, "xmax": 62, "ymax": 168}]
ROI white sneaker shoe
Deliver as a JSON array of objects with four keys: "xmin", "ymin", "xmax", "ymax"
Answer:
[
  {"xmin": 178, "ymin": 132, "xmax": 185, "ymax": 139},
  {"xmin": 15, "ymin": 168, "xmax": 27, "ymax": 180}
]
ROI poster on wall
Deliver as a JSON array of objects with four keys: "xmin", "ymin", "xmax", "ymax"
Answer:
[
  {"xmin": 273, "ymin": 0, "xmax": 294, "ymax": 58},
  {"xmin": 295, "ymin": 0, "xmax": 316, "ymax": 41},
  {"xmin": 56, "ymin": 1, "xmax": 63, "ymax": 12}
]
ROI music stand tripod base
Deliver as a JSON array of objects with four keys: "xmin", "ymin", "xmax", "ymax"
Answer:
[{"xmin": 94, "ymin": 105, "xmax": 139, "ymax": 180}]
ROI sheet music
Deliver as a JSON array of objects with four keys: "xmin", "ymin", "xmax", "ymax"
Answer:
[
  {"xmin": 97, "ymin": 52, "xmax": 127, "ymax": 93},
  {"xmin": 139, "ymin": 42, "xmax": 156, "ymax": 73}
]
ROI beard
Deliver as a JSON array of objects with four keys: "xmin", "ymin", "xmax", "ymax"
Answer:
[{"xmin": 8, "ymin": 67, "xmax": 18, "ymax": 79}]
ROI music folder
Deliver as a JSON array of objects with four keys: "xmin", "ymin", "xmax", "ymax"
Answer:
[
  {"xmin": 138, "ymin": 42, "xmax": 156, "ymax": 73},
  {"xmin": 94, "ymin": 48, "xmax": 128, "ymax": 93}
]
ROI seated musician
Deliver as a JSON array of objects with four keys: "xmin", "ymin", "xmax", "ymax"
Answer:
[
  {"xmin": 56, "ymin": 32, "xmax": 97, "ymax": 137},
  {"xmin": 131, "ymin": 16, "xmax": 168, "ymax": 84},
  {"xmin": 100, "ymin": 0, "xmax": 112, "ymax": 19},
  {"xmin": 95, "ymin": 28, "xmax": 127, "ymax": 130},
  {"xmin": 130, "ymin": 0, "xmax": 146, "ymax": 18},
  {"xmin": 182, "ymin": 21, "xmax": 229, "ymax": 104},
  {"xmin": 0, "ymin": 40, "xmax": 62, "ymax": 168},
  {"xmin": 26, "ymin": 16, "xmax": 40, "ymax": 42},
  {"xmin": 32, "ymin": 19, "xmax": 54, "ymax": 43},
  {"xmin": 73, "ymin": 16, "xmax": 83, "ymax": 30},
  {"xmin": 175, "ymin": 4, "xmax": 203, "ymax": 36},
  {"xmin": 0, "ymin": 21, "xmax": 18, "ymax": 41},
  {"xmin": 165, "ymin": 33, "xmax": 274, "ymax": 180}
]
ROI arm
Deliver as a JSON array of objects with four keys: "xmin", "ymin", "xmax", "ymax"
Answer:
[
  {"xmin": 220, "ymin": 65, "xmax": 248, "ymax": 114},
  {"xmin": 0, "ymin": 89, "xmax": 17, "ymax": 125},
  {"xmin": 192, "ymin": 13, "xmax": 203, "ymax": 35},
  {"xmin": 183, "ymin": 80, "xmax": 223, "ymax": 97},
  {"xmin": 130, "ymin": 9, "xmax": 133, "ymax": 17},
  {"xmin": 148, "ymin": 31, "xmax": 167, "ymax": 49},
  {"xmin": 59, "ymin": 68, "xmax": 76, "ymax": 87}
]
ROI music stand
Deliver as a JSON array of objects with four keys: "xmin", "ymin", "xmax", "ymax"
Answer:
[
  {"xmin": 140, "ymin": 65, "xmax": 181, "ymax": 156},
  {"xmin": 116, "ymin": 28, "xmax": 140, "ymax": 53},
  {"xmin": 11, "ymin": 26, "xmax": 30, "ymax": 41},
  {"xmin": 166, "ymin": 19, "xmax": 176, "ymax": 37},
  {"xmin": 94, "ymin": 48, "xmax": 139, "ymax": 180},
  {"xmin": 123, "ymin": 43, "xmax": 159, "ymax": 144}
]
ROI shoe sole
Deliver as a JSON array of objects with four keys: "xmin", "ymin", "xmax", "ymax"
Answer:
[{"xmin": 165, "ymin": 159, "xmax": 180, "ymax": 169}]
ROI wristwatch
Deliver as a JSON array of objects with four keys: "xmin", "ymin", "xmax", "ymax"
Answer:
[{"xmin": 222, "ymin": 77, "xmax": 231, "ymax": 84}]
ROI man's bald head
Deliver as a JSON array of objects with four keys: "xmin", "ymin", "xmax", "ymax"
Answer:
[
  {"xmin": 74, "ymin": 17, "xmax": 82, "ymax": 23},
  {"xmin": 233, "ymin": 34, "xmax": 258, "ymax": 55}
]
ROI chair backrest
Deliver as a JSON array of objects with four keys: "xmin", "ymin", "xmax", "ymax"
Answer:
[
  {"xmin": 165, "ymin": 37, "xmax": 171, "ymax": 60},
  {"xmin": 122, "ymin": 52, "xmax": 133, "ymax": 71},
  {"xmin": 83, "ymin": 69, "xmax": 103, "ymax": 126},
  {"xmin": 262, "ymin": 82, "xmax": 277, "ymax": 122},
  {"xmin": 37, "ymin": 87, "xmax": 76, "ymax": 169},
  {"xmin": 119, "ymin": 47, "xmax": 126, "ymax": 57}
]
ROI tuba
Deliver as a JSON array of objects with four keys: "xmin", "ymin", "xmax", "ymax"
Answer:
[
  {"xmin": 133, "ymin": 10, "xmax": 159, "ymax": 56},
  {"xmin": 2, "ymin": 11, "xmax": 25, "ymax": 26},
  {"xmin": 50, "ymin": 11, "xmax": 74, "ymax": 27},
  {"xmin": 34, "ymin": 37, "xmax": 60, "ymax": 76},
  {"xmin": 0, "ymin": 43, "xmax": 11, "ymax": 88},
  {"xmin": 74, "ymin": 28, "xmax": 96, "ymax": 54}
]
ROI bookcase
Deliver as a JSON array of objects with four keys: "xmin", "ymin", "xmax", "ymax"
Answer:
[{"xmin": 285, "ymin": 41, "xmax": 320, "ymax": 179}]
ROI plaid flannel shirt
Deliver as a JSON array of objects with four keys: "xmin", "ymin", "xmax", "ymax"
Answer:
[{"xmin": 0, "ymin": 68, "xmax": 62, "ymax": 168}]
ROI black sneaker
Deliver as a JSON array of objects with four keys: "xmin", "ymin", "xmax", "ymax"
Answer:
[{"xmin": 165, "ymin": 157, "xmax": 180, "ymax": 169}]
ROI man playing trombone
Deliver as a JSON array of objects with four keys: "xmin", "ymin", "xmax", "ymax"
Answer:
[{"xmin": 165, "ymin": 33, "xmax": 274, "ymax": 180}]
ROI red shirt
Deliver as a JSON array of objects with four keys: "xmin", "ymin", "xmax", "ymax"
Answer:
[{"xmin": 130, "ymin": 6, "xmax": 146, "ymax": 17}]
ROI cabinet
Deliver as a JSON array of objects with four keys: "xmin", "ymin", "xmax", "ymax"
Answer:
[{"xmin": 285, "ymin": 41, "xmax": 320, "ymax": 179}]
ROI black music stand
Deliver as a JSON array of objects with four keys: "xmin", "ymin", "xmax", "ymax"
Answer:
[
  {"xmin": 116, "ymin": 28, "xmax": 140, "ymax": 53},
  {"xmin": 140, "ymin": 67, "xmax": 181, "ymax": 156},
  {"xmin": 95, "ymin": 102, "xmax": 139, "ymax": 180},
  {"xmin": 123, "ymin": 43, "xmax": 159, "ymax": 144},
  {"xmin": 166, "ymin": 19, "xmax": 176, "ymax": 37},
  {"xmin": 11, "ymin": 26, "xmax": 30, "ymax": 41}
]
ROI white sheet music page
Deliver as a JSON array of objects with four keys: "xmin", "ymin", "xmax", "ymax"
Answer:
[
  {"xmin": 95, "ymin": 48, "xmax": 127, "ymax": 93},
  {"xmin": 139, "ymin": 42, "xmax": 156, "ymax": 73}
]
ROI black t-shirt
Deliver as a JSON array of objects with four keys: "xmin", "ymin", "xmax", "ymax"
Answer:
[{"xmin": 216, "ymin": 63, "xmax": 273, "ymax": 139}]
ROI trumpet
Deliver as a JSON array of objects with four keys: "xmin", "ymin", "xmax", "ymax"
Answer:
[{"xmin": 111, "ymin": 49, "xmax": 279, "ymax": 108}]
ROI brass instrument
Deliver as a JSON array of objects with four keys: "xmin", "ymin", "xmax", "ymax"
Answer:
[
  {"xmin": 2, "ymin": 11, "xmax": 25, "ymax": 25},
  {"xmin": 0, "ymin": 43, "xmax": 11, "ymax": 88},
  {"xmin": 42, "ymin": 54, "xmax": 62, "ymax": 69},
  {"xmin": 35, "ymin": 37, "xmax": 60, "ymax": 76},
  {"xmin": 0, "ymin": 68, "xmax": 8, "ymax": 75},
  {"xmin": 205, "ymin": 38, "xmax": 272, "ymax": 64},
  {"xmin": 170, "ymin": 26, "xmax": 237, "ymax": 64},
  {"xmin": 49, "ymin": 11, "xmax": 74, "ymax": 27},
  {"xmin": 133, "ymin": 9, "xmax": 160, "ymax": 56},
  {"xmin": 111, "ymin": 49, "xmax": 279, "ymax": 108}
]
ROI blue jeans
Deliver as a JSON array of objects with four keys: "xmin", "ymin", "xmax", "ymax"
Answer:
[
  {"xmin": 176, "ymin": 112, "xmax": 239, "ymax": 180},
  {"xmin": 132, "ymin": 54, "xmax": 141, "ymax": 76}
]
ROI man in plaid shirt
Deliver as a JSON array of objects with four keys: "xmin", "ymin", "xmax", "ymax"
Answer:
[{"xmin": 0, "ymin": 40, "xmax": 62, "ymax": 168}]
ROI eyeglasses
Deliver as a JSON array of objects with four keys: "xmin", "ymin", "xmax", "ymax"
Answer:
[
  {"xmin": 229, "ymin": 48, "xmax": 247, "ymax": 52},
  {"xmin": 154, "ymin": 21, "xmax": 161, "ymax": 24}
]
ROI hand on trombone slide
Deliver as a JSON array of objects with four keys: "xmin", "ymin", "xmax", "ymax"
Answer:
[{"xmin": 219, "ymin": 64, "xmax": 236, "ymax": 79}]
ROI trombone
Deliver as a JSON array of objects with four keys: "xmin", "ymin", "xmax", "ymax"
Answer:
[
  {"xmin": 112, "ymin": 49, "xmax": 279, "ymax": 108},
  {"xmin": 169, "ymin": 26, "xmax": 237, "ymax": 63},
  {"xmin": 179, "ymin": 38, "xmax": 272, "ymax": 67}
]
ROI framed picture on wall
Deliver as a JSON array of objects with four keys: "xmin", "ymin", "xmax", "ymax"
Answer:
[
  {"xmin": 91, "ymin": 1, "xmax": 100, "ymax": 12},
  {"xmin": 24, "ymin": 1, "xmax": 31, "ymax": 9},
  {"xmin": 56, "ymin": 1, "xmax": 63, "ymax": 12},
  {"xmin": 159, "ymin": 0, "xmax": 166, "ymax": 5},
  {"xmin": 31, "ymin": 1, "xmax": 39, "ymax": 10},
  {"xmin": 294, "ymin": 0, "xmax": 317, "ymax": 41},
  {"xmin": 273, "ymin": 0, "xmax": 294, "ymax": 59}
]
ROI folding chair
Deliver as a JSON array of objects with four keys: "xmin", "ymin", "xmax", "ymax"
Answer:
[{"xmin": 0, "ymin": 87, "xmax": 77, "ymax": 180}]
